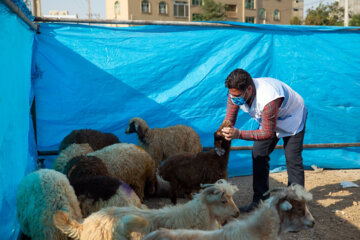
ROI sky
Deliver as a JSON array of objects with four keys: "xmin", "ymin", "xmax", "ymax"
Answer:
[{"xmin": 39, "ymin": 0, "xmax": 335, "ymax": 19}]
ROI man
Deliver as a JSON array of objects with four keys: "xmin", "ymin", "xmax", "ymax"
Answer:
[{"xmin": 221, "ymin": 69, "xmax": 307, "ymax": 212}]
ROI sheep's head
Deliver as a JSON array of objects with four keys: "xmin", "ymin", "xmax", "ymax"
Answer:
[
  {"xmin": 198, "ymin": 179, "xmax": 240, "ymax": 223},
  {"xmin": 266, "ymin": 184, "xmax": 315, "ymax": 234},
  {"xmin": 213, "ymin": 120, "xmax": 232, "ymax": 151},
  {"xmin": 114, "ymin": 214, "xmax": 149, "ymax": 240},
  {"xmin": 125, "ymin": 117, "xmax": 149, "ymax": 141}
]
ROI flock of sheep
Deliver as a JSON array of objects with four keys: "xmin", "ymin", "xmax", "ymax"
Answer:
[{"xmin": 16, "ymin": 117, "xmax": 315, "ymax": 240}]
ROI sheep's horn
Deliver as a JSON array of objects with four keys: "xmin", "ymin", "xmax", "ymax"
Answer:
[
  {"xmin": 200, "ymin": 183, "xmax": 214, "ymax": 189},
  {"xmin": 263, "ymin": 187, "xmax": 286, "ymax": 196}
]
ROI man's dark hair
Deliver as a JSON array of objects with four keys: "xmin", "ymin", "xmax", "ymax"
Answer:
[{"xmin": 225, "ymin": 69, "xmax": 253, "ymax": 90}]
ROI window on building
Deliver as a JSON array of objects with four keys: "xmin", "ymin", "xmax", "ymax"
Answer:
[
  {"xmin": 293, "ymin": 8, "xmax": 299, "ymax": 11},
  {"xmin": 159, "ymin": 2, "xmax": 167, "ymax": 14},
  {"xmin": 273, "ymin": 9, "xmax": 280, "ymax": 21},
  {"xmin": 245, "ymin": 16, "xmax": 255, "ymax": 23},
  {"xmin": 142, "ymin": 0, "xmax": 150, "ymax": 13},
  {"xmin": 192, "ymin": 0, "xmax": 202, "ymax": 6},
  {"xmin": 259, "ymin": 8, "xmax": 265, "ymax": 19},
  {"xmin": 245, "ymin": 0, "xmax": 254, "ymax": 9},
  {"xmin": 225, "ymin": 4, "xmax": 236, "ymax": 12},
  {"xmin": 174, "ymin": 1, "xmax": 189, "ymax": 18},
  {"xmin": 114, "ymin": 1, "xmax": 120, "ymax": 15}
]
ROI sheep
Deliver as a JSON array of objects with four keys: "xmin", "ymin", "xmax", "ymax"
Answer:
[
  {"xmin": 53, "ymin": 179, "xmax": 240, "ymax": 240},
  {"xmin": 125, "ymin": 117, "xmax": 203, "ymax": 168},
  {"xmin": 142, "ymin": 184, "xmax": 315, "ymax": 240},
  {"xmin": 59, "ymin": 129, "xmax": 120, "ymax": 152},
  {"xmin": 54, "ymin": 211, "xmax": 149, "ymax": 240},
  {"xmin": 16, "ymin": 169, "xmax": 82, "ymax": 240},
  {"xmin": 53, "ymin": 143, "xmax": 94, "ymax": 173},
  {"xmin": 87, "ymin": 143, "xmax": 157, "ymax": 201},
  {"xmin": 63, "ymin": 155, "xmax": 146, "ymax": 217},
  {"xmin": 158, "ymin": 120, "xmax": 233, "ymax": 204}
]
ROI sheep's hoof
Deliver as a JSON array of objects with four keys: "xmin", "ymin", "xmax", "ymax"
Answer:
[{"xmin": 170, "ymin": 196, "xmax": 177, "ymax": 205}]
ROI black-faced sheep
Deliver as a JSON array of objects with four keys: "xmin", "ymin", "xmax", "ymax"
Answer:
[
  {"xmin": 53, "ymin": 179, "xmax": 240, "ymax": 240},
  {"xmin": 16, "ymin": 169, "xmax": 82, "ymax": 240},
  {"xmin": 59, "ymin": 129, "xmax": 120, "ymax": 152},
  {"xmin": 158, "ymin": 120, "xmax": 233, "ymax": 204},
  {"xmin": 54, "ymin": 211, "xmax": 149, "ymax": 240},
  {"xmin": 53, "ymin": 143, "xmax": 94, "ymax": 173},
  {"xmin": 143, "ymin": 184, "xmax": 315, "ymax": 240},
  {"xmin": 87, "ymin": 143, "xmax": 157, "ymax": 201},
  {"xmin": 63, "ymin": 155, "xmax": 146, "ymax": 217},
  {"xmin": 125, "ymin": 117, "xmax": 203, "ymax": 168}
]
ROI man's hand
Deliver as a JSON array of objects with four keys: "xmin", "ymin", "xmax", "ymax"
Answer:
[{"xmin": 221, "ymin": 127, "xmax": 240, "ymax": 141}]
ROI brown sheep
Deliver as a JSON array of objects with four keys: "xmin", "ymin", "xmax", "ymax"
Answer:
[
  {"xmin": 63, "ymin": 155, "xmax": 146, "ymax": 217},
  {"xmin": 125, "ymin": 117, "xmax": 203, "ymax": 168},
  {"xmin": 158, "ymin": 121, "xmax": 232, "ymax": 204},
  {"xmin": 59, "ymin": 129, "xmax": 120, "ymax": 152},
  {"xmin": 87, "ymin": 143, "xmax": 157, "ymax": 201}
]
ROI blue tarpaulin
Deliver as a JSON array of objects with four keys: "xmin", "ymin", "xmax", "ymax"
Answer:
[
  {"xmin": 1, "ymin": 1, "xmax": 360, "ymax": 239},
  {"xmin": 33, "ymin": 22, "xmax": 360, "ymax": 177},
  {"xmin": 0, "ymin": 2, "xmax": 36, "ymax": 239}
]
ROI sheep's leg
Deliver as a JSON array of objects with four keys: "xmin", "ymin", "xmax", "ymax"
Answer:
[
  {"xmin": 170, "ymin": 183, "xmax": 178, "ymax": 205},
  {"xmin": 131, "ymin": 184, "xmax": 145, "ymax": 202}
]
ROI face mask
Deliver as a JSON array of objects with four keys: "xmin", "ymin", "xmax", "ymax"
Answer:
[{"xmin": 230, "ymin": 89, "xmax": 247, "ymax": 106}]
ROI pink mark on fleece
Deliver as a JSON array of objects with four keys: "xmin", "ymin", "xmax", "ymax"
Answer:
[{"xmin": 120, "ymin": 182, "xmax": 134, "ymax": 196}]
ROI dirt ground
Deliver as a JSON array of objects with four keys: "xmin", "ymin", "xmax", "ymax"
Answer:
[{"xmin": 145, "ymin": 169, "xmax": 360, "ymax": 240}]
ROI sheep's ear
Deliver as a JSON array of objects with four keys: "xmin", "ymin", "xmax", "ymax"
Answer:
[
  {"xmin": 215, "ymin": 148, "xmax": 226, "ymax": 156},
  {"xmin": 126, "ymin": 121, "xmax": 137, "ymax": 134},
  {"xmin": 136, "ymin": 123, "xmax": 146, "ymax": 140},
  {"xmin": 206, "ymin": 191, "xmax": 224, "ymax": 202},
  {"xmin": 280, "ymin": 200, "xmax": 293, "ymax": 211}
]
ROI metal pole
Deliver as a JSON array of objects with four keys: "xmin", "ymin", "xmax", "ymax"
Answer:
[
  {"xmin": 202, "ymin": 142, "xmax": 360, "ymax": 151},
  {"xmin": 188, "ymin": 0, "xmax": 191, "ymax": 22},
  {"xmin": 88, "ymin": 0, "xmax": 91, "ymax": 19},
  {"xmin": 344, "ymin": 0, "xmax": 349, "ymax": 26},
  {"xmin": 1, "ymin": 0, "xmax": 39, "ymax": 32},
  {"xmin": 34, "ymin": 17, "xmax": 234, "ymax": 27},
  {"xmin": 40, "ymin": 142, "xmax": 360, "ymax": 156}
]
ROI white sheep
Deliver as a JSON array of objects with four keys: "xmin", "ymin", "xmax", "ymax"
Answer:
[
  {"xmin": 16, "ymin": 169, "xmax": 82, "ymax": 240},
  {"xmin": 53, "ymin": 143, "xmax": 94, "ymax": 173},
  {"xmin": 64, "ymin": 155, "xmax": 147, "ymax": 217},
  {"xmin": 54, "ymin": 210, "xmax": 149, "ymax": 240},
  {"xmin": 143, "ymin": 184, "xmax": 315, "ymax": 240},
  {"xmin": 87, "ymin": 143, "xmax": 157, "ymax": 201},
  {"xmin": 53, "ymin": 179, "xmax": 240, "ymax": 240},
  {"xmin": 125, "ymin": 117, "xmax": 203, "ymax": 168}
]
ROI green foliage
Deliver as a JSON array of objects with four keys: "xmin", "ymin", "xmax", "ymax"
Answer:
[
  {"xmin": 349, "ymin": 14, "xmax": 360, "ymax": 26},
  {"xmin": 193, "ymin": 0, "xmax": 226, "ymax": 21},
  {"xmin": 290, "ymin": 16, "xmax": 302, "ymax": 25},
  {"xmin": 304, "ymin": 2, "xmax": 344, "ymax": 26}
]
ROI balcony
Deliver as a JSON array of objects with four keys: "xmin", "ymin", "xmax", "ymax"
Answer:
[{"xmin": 225, "ymin": 11, "xmax": 238, "ymax": 18}]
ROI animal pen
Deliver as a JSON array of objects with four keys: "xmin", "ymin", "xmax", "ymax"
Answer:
[{"xmin": 1, "ymin": 0, "xmax": 360, "ymax": 239}]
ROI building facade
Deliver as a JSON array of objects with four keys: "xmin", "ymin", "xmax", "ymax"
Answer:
[
  {"xmin": 106, "ymin": 0, "xmax": 300, "ymax": 25},
  {"xmin": 338, "ymin": 0, "xmax": 360, "ymax": 15},
  {"xmin": 291, "ymin": 0, "xmax": 303, "ymax": 21}
]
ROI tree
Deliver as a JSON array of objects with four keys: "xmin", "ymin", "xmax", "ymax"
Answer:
[
  {"xmin": 194, "ymin": 0, "xmax": 226, "ymax": 21},
  {"xmin": 304, "ymin": 2, "xmax": 344, "ymax": 26},
  {"xmin": 349, "ymin": 14, "xmax": 360, "ymax": 26},
  {"xmin": 290, "ymin": 16, "xmax": 302, "ymax": 25}
]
